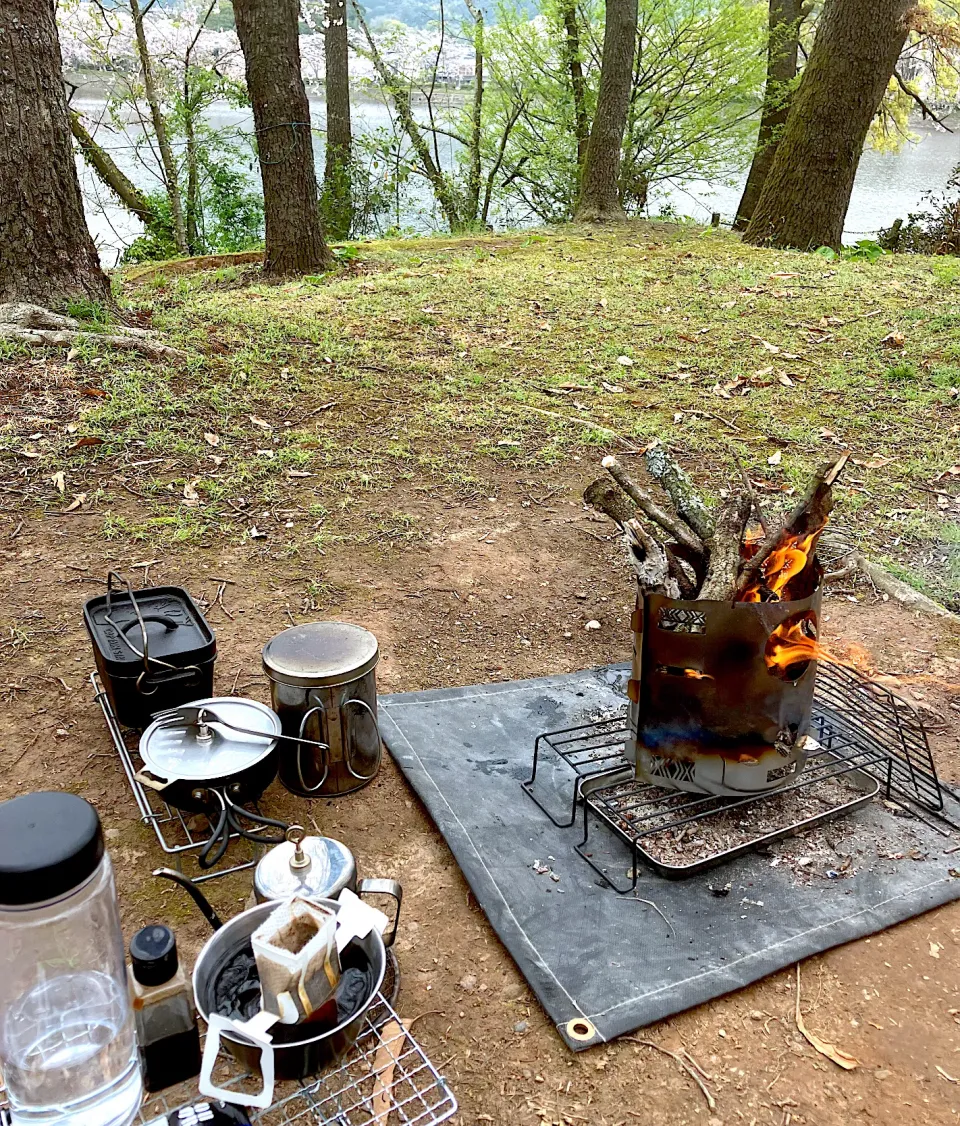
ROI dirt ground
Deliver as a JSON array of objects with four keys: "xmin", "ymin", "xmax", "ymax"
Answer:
[{"xmin": 2, "ymin": 472, "xmax": 960, "ymax": 1126}]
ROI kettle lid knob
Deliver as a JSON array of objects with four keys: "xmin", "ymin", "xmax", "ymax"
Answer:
[{"xmin": 286, "ymin": 825, "xmax": 311, "ymax": 870}]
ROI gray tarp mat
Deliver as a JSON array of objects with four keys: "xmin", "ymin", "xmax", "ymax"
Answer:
[{"xmin": 380, "ymin": 665, "xmax": 960, "ymax": 1051}]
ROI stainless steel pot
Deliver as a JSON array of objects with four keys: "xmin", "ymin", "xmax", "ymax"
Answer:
[
  {"xmin": 194, "ymin": 896, "xmax": 386, "ymax": 1106},
  {"xmin": 253, "ymin": 826, "xmax": 401, "ymax": 946},
  {"xmin": 262, "ymin": 622, "xmax": 381, "ymax": 797}
]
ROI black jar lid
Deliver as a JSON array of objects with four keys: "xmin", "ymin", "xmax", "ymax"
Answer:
[
  {"xmin": 0, "ymin": 791, "xmax": 104, "ymax": 906},
  {"xmin": 131, "ymin": 924, "xmax": 179, "ymax": 986}
]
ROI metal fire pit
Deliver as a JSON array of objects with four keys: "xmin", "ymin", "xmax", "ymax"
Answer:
[{"xmin": 627, "ymin": 577, "xmax": 823, "ymax": 797}]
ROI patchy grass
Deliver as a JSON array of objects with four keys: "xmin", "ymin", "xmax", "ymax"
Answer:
[{"xmin": 1, "ymin": 221, "xmax": 958, "ymax": 604}]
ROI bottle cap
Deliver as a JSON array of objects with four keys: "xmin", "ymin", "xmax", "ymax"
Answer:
[
  {"xmin": 0, "ymin": 792, "xmax": 104, "ymax": 906},
  {"xmin": 131, "ymin": 924, "xmax": 178, "ymax": 986}
]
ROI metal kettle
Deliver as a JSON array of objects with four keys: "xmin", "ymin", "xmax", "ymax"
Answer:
[{"xmin": 252, "ymin": 826, "xmax": 401, "ymax": 945}]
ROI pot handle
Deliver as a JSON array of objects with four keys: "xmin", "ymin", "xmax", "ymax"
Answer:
[
  {"xmin": 133, "ymin": 769, "xmax": 172, "ymax": 794},
  {"xmin": 342, "ymin": 698, "xmax": 382, "ymax": 782},
  {"xmin": 199, "ymin": 1014, "xmax": 275, "ymax": 1110},
  {"xmin": 357, "ymin": 877, "xmax": 402, "ymax": 948}
]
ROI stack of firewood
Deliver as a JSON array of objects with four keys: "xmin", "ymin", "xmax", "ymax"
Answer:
[{"xmin": 584, "ymin": 446, "xmax": 849, "ymax": 603}]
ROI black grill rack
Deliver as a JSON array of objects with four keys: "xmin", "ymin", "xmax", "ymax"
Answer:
[
  {"xmin": 524, "ymin": 664, "xmax": 956, "ymax": 889},
  {"xmin": 576, "ymin": 739, "xmax": 883, "ymax": 889},
  {"xmin": 522, "ymin": 712, "xmax": 632, "ymax": 827}
]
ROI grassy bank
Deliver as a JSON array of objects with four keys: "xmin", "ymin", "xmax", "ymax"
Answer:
[{"xmin": 2, "ymin": 220, "xmax": 958, "ymax": 605}]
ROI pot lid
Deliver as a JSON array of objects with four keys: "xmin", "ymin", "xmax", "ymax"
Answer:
[
  {"xmin": 139, "ymin": 697, "xmax": 280, "ymax": 783},
  {"xmin": 83, "ymin": 585, "xmax": 215, "ymax": 674},
  {"xmin": 254, "ymin": 826, "xmax": 357, "ymax": 901},
  {"xmin": 262, "ymin": 622, "xmax": 379, "ymax": 688}
]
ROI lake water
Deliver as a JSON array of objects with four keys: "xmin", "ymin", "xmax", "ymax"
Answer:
[{"xmin": 73, "ymin": 93, "xmax": 960, "ymax": 265}]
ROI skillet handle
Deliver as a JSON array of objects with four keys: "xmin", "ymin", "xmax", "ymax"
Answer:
[
  {"xmin": 134, "ymin": 769, "xmax": 171, "ymax": 793},
  {"xmin": 357, "ymin": 877, "xmax": 402, "ymax": 948}
]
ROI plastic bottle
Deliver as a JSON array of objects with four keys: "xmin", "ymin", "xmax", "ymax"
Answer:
[
  {"xmin": 128, "ymin": 925, "xmax": 201, "ymax": 1092},
  {"xmin": 0, "ymin": 792, "xmax": 142, "ymax": 1126}
]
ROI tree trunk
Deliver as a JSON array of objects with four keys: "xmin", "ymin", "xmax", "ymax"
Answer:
[
  {"xmin": 70, "ymin": 110, "xmax": 162, "ymax": 230},
  {"xmin": 322, "ymin": 0, "xmax": 353, "ymax": 237},
  {"xmin": 0, "ymin": 0, "xmax": 110, "ymax": 306},
  {"xmin": 464, "ymin": 1, "xmax": 484, "ymax": 224},
  {"xmin": 744, "ymin": 0, "xmax": 912, "ymax": 251},
  {"xmin": 560, "ymin": 0, "xmax": 589, "ymax": 172},
  {"xmin": 733, "ymin": 0, "xmax": 804, "ymax": 232},
  {"xmin": 233, "ymin": 0, "xmax": 332, "ymax": 274},
  {"xmin": 129, "ymin": 0, "xmax": 188, "ymax": 254},
  {"xmin": 575, "ymin": 0, "xmax": 638, "ymax": 221}
]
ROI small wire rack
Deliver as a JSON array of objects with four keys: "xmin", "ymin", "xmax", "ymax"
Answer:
[
  {"xmin": 136, "ymin": 994, "xmax": 457, "ymax": 1126},
  {"xmin": 524, "ymin": 663, "xmax": 956, "ymax": 890},
  {"xmin": 92, "ymin": 671, "xmax": 264, "ymax": 883}
]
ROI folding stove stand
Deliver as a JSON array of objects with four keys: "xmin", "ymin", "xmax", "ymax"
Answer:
[
  {"xmin": 92, "ymin": 671, "xmax": 271, "ymax": 883},
  {"xmin": 524, "ymin": 663, "xmax": 957, "ymax": 892}
]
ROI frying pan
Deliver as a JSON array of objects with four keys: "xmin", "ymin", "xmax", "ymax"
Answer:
[{"xmin": 136, "ymin": 698, "xmax": 287, "ymax": 867}]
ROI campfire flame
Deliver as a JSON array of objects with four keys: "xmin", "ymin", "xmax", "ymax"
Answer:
[
  {"xmin": 739, "ymin": 525, "xmax": 825, "ymax": 604},
  {"xmin": 681, "ymin": 668, "xmax": 714, "ymax": 680},
  {"xmin": 765, "ymin": 613, "xmax": 835, "ymax": 678}
]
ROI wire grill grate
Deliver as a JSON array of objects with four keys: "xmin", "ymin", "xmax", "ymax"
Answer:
[
  {"xmin": 524, "ymin": 663, "xmax": 954, "ymax": 887},
  {"xmin": 136, "ymin": 994, "xmax": 456, "ymax": 1126}
]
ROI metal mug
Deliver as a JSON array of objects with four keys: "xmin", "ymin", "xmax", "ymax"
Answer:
[{"xmin": 262, "ymin": 622, "xmax": 382, "ymax": 797}]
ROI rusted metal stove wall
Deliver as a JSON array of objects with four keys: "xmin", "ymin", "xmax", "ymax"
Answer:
[{"xmin": 626, "ymin": 581, "xmax": 822, "ymax": 796}]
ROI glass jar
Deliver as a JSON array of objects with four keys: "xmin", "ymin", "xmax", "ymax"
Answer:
[
  {"xmin": 128, "ymin": 925, "xmax": 201, "ymax": 1092},
  {"xmin": 0, "ymin": 792, "xmax": 142, "ymax": 1126}
]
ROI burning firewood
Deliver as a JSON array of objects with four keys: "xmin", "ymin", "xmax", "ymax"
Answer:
[
  {"xmin": 583, "ymin": 477, "xmax": 677, "ymax": 595},
  {"xmin": 583, "ymin": 448, "xmax": 849, "ymax": 604},
  {"xmin": 735, "ymin": 454, "xmax": 849, "ymax": 602}
]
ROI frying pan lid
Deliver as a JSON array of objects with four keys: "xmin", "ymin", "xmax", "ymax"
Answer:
[{"xmin": 139, "ymin": 697, "xmax": 280, "ymax": 782}]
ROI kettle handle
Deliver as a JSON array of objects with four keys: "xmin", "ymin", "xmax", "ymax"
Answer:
[{"xmin": 357, "ymin": 877, "xmax": 402, "ymax": 948}]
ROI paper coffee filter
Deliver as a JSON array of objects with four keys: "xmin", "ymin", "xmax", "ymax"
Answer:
[{"xmin": 251, "ymin": 897, "xmax": 340, "ymax": 1024}]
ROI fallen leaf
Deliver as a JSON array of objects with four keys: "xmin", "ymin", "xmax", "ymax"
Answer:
[
  {"xmin": 936, "ymin": 1066, "xmax": 959, "ymax": 1084},
  {"xmin": 930, "ymin": 942, "xmax": 942, "ymax": 959},
  {"xmin": 204, "ymin": 432, "xmax": 219, "ymax": 446},
  {"xmin": 796, "ymin": 967, "xmax": 858, "ymax": 1070},
  {"xmin": 601, "ymin": 382, "xmax": 624, "ymax": 393},
  {"xmin": 70, "ymin": 436, "xmax": 104, "ymax": 450},
  {"xmin": 64, "ymin": 493, "xmax": 86, "ymax": 512},
  {"xmin": 249, "ymin": 415, "xmax": 272, "ymax": 430},
  {"xmin": 249, "ymin": 526, "xmax": 267, "ymax": 539},
  {"xmin": 881, "ymin": 331, "xmax": 905, "ymax": 350},
  {"xmin": 853, "ymin": 456, "xmax": 896, "ymax": 470},
  {"xmin": 183, "ymin": 479, "xmax": 201, "ymax": 506},
  {"xmin": 80, "ymin": 386, "xmax": 106, "ymax": 398},
  {"xmin": 497, "ymin": 439, "xmax": 521, "ymax": 447},
  {"xmin": 752, "ymin": 336, "xmax": 781, "ymax": 354},
  {"xmin": 285, "ymin": 470, "xmax": 313, "ymax": 478},
  {"xmin": 754, "ymin": 366, "xmax": 775, "ymax": 378},
  {"xmin": 19, "ymin": 446, "xmax": 40, "ymax": 459},
  {"xmin": 767, "ymin": 450, "xmax": 783, "ymax": 466},
  {"xmin": 421, "ymin": 306, "xmax": 438, "ymax": 314},
  {"xmin": 50, "ymin": 471, "xmax": 66, "ymax": 493},
  {"xmin": 777, "ymin": 372, "xmax": 795, "ymax": 387},
  {"xmin": 617, "ymin": 356, "xmax": 634, "ymax": 366},
  {"xmin": 673, "ymin": 411, "xmax": 684, "ymax": 423}
]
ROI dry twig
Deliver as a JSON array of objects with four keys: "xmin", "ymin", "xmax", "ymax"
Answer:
[{"xmin": 624, "ymin": 1038, "xmax": 716, "ymax": 1110}]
